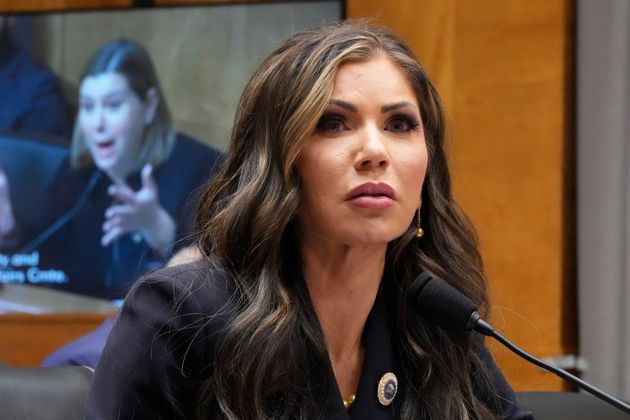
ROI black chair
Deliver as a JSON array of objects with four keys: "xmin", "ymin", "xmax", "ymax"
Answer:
[
  {"xmin": 516, "ymin": 391, "xmax": 630, "ymax": 420},
  {"xmin": 0, "ymin": 132, "xmax": 69, "ymax": 249},
  {"xmin": 0, "ymin": 363, "xmax": 93, "ymax": 420}
]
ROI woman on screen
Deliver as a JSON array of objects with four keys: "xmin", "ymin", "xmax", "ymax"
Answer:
[
  {"xmin": 1, "ymin": 39, "xmax": 223, "ymax": 298},
  {"xmin": 73, "ymin": 39, "xmax": 177, "ymax": 256},
  {"xmin": 87, "ymin": 21, "xmax": 532, "ymax": 419}
]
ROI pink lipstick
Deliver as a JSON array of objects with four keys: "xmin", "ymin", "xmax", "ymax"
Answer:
[{"xmin": 346, "ymin": 182, "xmax": 396, "ymax": 209}]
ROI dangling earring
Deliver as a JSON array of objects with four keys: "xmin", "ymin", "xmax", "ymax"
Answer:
[{"xmin": 415, "ymin": 209, "xmax": 424, "ymax": 238}]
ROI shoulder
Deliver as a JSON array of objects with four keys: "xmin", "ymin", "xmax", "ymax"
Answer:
[
  {"xmin": 96, "ymin": 262, "xmax": 234, "ymax": 390},
  {"xmin": 154, "ymin": 134, "xmax": 224, "ymax": 190},
  {"xmin": 88, "ymin": 261, "xmax": 236, "ymax": 418},
  {"xmin": 126, "ymin": 260, "xmax": 235, "ymax": 323},
  {"xmin": 11, "ymin": 49, "xmax": 60, "ymax": 91},
  {"xmin": 170, "ymin": 133, "xmax": 225, "ymax": 172},
  {"xmin": 154, "ymin": 135, "xmax": 225, "ymax": 210},
  {"xmin": 173, "ymin": 133, "xmax": 223, "ymax": 160}
]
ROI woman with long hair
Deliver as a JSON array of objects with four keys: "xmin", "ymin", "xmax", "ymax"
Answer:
[
  {"xmin": 87, "ymin": 21, "xmax": 531, "ymax": 419},
  {"xmin": 18, "ymin": 39, "xmax": 222, "ymax": 298}
]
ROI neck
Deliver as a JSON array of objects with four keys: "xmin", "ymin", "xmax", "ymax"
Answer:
[
  {"xmin": 304, "ymin": 245, "xmax": 386, "ymax": 350},
  {"xmin": 301, "ymin": 238, "xmax": 387, "ymax": 399},
  {"xmin": 105, "ymin": 164, "xmax": 134, "ymax": 185}
]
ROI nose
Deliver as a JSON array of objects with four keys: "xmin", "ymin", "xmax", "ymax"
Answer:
[
  {"xmin": 355, "ymin": 125, "xmax": 390, "ymax": 171},
  {"xmin": 93, "ymin": 107, "xmax": 106, "ymax": 133}
]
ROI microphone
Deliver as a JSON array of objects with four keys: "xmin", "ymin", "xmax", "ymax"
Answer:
[
  {"xmin": 407, "ymin": 273, "xmax": 630, "ymax": 415},
  {"xmin": 18, "ymin": 171, "xmax": 103, "ymax": 254}
]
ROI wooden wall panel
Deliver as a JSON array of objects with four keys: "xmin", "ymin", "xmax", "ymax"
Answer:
[
  {"xmin": 0, "ymin": 0, "xmax": 284, "ymax": 12},
  {"xmin": 348, "ymin": 0, "xmax": 575, "ymax": 391},
  {"xmin": 0, "ymin": 313, "xmax": 110, "ymax": 366},
  {"xmin": 0, "ymin": 0, "xmax": 130, "ymax": 12},
  {"xmin": 346, "ymin": 2, "xmax": 457, "ymax": 111}
]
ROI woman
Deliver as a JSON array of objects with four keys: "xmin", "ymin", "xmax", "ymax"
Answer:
[
  {"xmin": 87, "ymin": 22, "xmax": 532, "ymax": 419},
  {"xmin": 1, "ymin": 39, "xmax": 223, "ymax": 299}
]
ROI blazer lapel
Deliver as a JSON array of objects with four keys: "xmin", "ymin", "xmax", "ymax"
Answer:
[
  {"xmin": 347, "ymin": 284, "xmax": 402, "ymax": 420},
  {"xmin": 323, "ymin": 372, "xmax": 351, "ymax": 420},
  {"xmin": 323, "ymin": 282, "xmax": 402, "ymax": 419}
]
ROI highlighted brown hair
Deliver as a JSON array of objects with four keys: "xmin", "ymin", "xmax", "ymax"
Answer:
[{"xmin": 195, "ymin": 20, "xmax": 497, "ymax": 419}]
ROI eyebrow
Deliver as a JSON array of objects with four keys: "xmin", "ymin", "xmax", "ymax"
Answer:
[
  {"xmin": 79, "ymin": 90, "xmax": 129, "ymax": 100},
  {"xmin": 328, "ymin": 99, "xmax": 417, "ymax": 114},
  {"xmin": 329, "ymin": 99, "xmax": 358, "ymax": 112},
  {"xmin": 381, "ymin": 101, "xmax": 416, "ymax": 113}
]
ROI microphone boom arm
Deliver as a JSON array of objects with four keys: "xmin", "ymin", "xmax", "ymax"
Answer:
[
  {"xmin": 471, "ymin": 312, "xmax": 630, "ymax": 415},
  {"xmin": 408, "ymin": 274, "xmax": 630, "ymax": 416},
  {"xmin": 18, "ymin": 171, "xmax": 102, "ymax": 254}
]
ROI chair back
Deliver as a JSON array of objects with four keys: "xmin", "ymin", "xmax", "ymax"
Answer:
[
  {"xmin": 0, "ymin": 132, "xmax": 69, "ymax": 231},
  {"xmin": 516, "ymin": 391, "xmax": 630, "ymax": 420},
  {"xmin": 0, "ymin": 363, "xmax": 93, "ymax": 420}
]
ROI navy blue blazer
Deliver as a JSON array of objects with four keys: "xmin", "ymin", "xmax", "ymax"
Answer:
[
  {"xmin": 0, "ymin": 34, "xmax": 72, "ymax": 138},
  {"xmin": 87, "ymin": 262, "xmax": 533, "ymax": 419}
]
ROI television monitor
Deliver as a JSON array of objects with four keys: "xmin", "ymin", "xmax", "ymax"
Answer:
[{"xmin": 0, "ymin": 1, "xmax": 343, "ymax": 308}]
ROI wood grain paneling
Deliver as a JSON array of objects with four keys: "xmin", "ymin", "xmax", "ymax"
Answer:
[
  {"xmin": 348, "ymin": 0, "xmax": 575, "ymax": 391},
  {"xmin": 348, "ymin": 2, "xmax": 457, "ymax": 110},
  {"xmin": 0, "ymin": 313, "xmax": 111, "ymax": 366},
  {"xmin": 0, "ymin": 0, "xmax": 130, "ymax": 13},
  {"xmin": 0, "ymin": 0, "xmax": 285, "ymax": 13}
]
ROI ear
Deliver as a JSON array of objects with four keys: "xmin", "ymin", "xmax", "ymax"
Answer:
[{"xmin": 143, "ymin": 87, "xmax": 159, "ymax": 125}]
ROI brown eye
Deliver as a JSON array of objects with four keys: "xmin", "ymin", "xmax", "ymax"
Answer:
[
  {"xmin": 385, "ymin": 115, "xmax": 420, "ymax": 133},
  {"xmin": 316, "ymin": 114, "xmax": 348, "ymax": 133}
]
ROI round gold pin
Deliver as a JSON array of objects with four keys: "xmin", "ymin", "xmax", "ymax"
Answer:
[{"xmin": 377, "ymin": 372, "xmax": 398, "ymax": 406}]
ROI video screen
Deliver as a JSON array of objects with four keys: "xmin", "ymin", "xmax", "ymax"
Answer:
[{"xmin": 0, "ymin": 2, "xmax": 342, "ymax": 304}]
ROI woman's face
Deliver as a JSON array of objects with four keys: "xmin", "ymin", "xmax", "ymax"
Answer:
[
  {"xmin": 296, "ymin": 55, "xmax": 428, "ymax": 248},
  {"xmin": 78, "ymin": 72, "xmax": 151, "ymax": 181}
]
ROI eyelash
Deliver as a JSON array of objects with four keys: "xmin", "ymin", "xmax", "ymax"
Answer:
[
  {"xmin": 315, "ymin": 112, "xmax": 421, "ymax": 133},
  {"xmin": 385, "ymin": 114, "xmax": 421, "ymax": 133},
  {"xmin": 79, "ymin": 100, "xmax": 123, "ymax": 112},
  {"xmin": 106, "ymin": 101, "xmax": 122, "ymax": 110},
  {"xmin": 316, "ymin": 113, "xmax": 348, "ymax": 132}
]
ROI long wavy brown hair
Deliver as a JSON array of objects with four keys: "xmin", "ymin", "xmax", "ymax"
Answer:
[{"xmin": 195, "ymin": 20, "xmax": 498, "ymax": 419}]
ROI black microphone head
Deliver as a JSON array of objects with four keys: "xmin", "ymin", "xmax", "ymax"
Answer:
[{"xmin": 407, "ymin": 272, "xmax": 478, "ymax": 333}]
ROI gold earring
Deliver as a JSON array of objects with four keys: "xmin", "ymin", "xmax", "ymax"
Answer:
[{"xmin": 415, "ymin": 209, "xmax": 424, "ymax": 238}]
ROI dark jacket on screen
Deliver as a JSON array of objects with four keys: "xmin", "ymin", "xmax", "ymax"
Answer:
[
  {"xmin": 36, "ymin": 134, "xmax": 223, "ymax": 299},
  {"xmin": 0, "ymin": 33, "xmax": 72, "ymax": 139}
]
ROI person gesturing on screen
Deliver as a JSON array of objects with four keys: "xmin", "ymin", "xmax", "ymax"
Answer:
[
  {"xmin": 26, "ymin": 39, "xmax": 223, "ymax": 299},
  {"xmin": 76, "ymin": 63, "xmax": 175, "ymax": 257}
]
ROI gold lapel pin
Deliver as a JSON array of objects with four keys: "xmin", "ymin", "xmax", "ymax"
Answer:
[{"xmin": 377, "ymin": 372, "xmax": 398, "ymax": 406}]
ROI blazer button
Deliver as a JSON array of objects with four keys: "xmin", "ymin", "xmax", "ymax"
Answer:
[{"xmin": 377, "ymin": 372, "xmax": 398, "ymax": 406}]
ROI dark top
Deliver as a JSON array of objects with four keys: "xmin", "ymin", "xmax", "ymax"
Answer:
[
  {"xmin": 87, "ymin": 262, "xmax": 534, "ymax": 419},
  {"xmin": 0, "ymin": 33, "xmax": 72, "ymax": 139},
  {"xmin": 35, "ymin": 134, "xmax": 223, "ymax": 299}
]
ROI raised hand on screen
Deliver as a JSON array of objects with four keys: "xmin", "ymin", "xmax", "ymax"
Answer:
[
  {"xmin": 0, "ymin": 166, "xmax": 16, "ymax": 243},
  {"xmin": 102, "ymin": 163, "xmax": 175, "ymax": 256}
]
